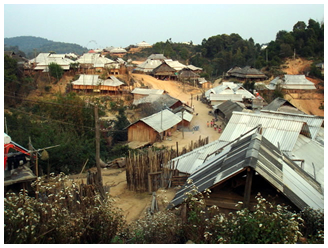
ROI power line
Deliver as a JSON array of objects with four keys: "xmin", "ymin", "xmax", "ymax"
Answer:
[
  {"xmin": 4, "ymin": 94, "xmax": 94, "ymax": 109},
  {"xmin": 6, "ymin": 107, "xmax": 128, "ymax": 133}
]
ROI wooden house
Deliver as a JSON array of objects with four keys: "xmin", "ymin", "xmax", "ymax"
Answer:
[
  {"xmin": 178, "ymin": 68, "xmax": 200, "ymax": 86},
  {"xmin": 71, "ymin": 75, "xmax": 124, "ymax": 94},
  {"xmin": 213, "ymin": 100, "xmax": 244, "ymax": 124},
  {"xmin": 226, "ymin": 66, "xmax": 267, "ymax": 81},
  {"xmin": 127, "ymin": 109, "xmax": 182, "ymax": 144},
  {"xmin": 151, "ymin": 61, "xmax": 177, "ymax": 80},
  {"xmin": 198, "ymin": 78, "xmax": 211, "ymax": 89}
]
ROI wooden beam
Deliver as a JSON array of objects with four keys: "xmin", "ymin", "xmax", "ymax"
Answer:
[{"xmin": 243, "ymin": 167, "xmax": 254, "ymax": 209}]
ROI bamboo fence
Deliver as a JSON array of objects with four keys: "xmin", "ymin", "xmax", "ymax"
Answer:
[{"xmin": 126, "ymin": 136, "xmax": 209, "ymax": 192}]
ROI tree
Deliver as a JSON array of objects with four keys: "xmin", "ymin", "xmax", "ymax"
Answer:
[
  {"xmin": 48, "ymin": 62, "xmax": 64, "ymax": 81},
  {"xmin": 112, "ymin": 107, "xmax": 130, "ymax": 144}
]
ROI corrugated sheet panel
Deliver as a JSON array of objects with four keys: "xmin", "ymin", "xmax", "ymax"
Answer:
[
  {"xmin": 176, "ymin": 111, "xmax": 193, "ymax": 122},
  {"xmin": 71, "ymin": 75, "xmax": 100, "ymax": 85},
  {"xmin": 168, "ymin": 130, "xmax": 324, "ymax": 210},
  {"xmin": 283, "ymin": 165, "xmax": 324, "ymax": 210},
  {"xmin": 135, "ymin": 59, "xmax": 162, "ymax": 71},
  {"xmin": 289, "ymin": 135, "xmax": 324, "ymax": 189},
  {"xmin": 260, "ymin": 110, "xmax": 323, "ymax": 140},
  {"xmin": 219, "ymin": 112, "xmax": 305, "ymax": 152},
  {"xmin": 142, "ymin": 109, "xmax": 181, "ymax": 133},
  {"xmin": 282, "ymin": 75, "xmax": 316, "ymax": 90},
  {"xmin": 210, "ymin": 94, "xmax": 243, "ymax": 101},
  {"xmin": 131, "ymin": 88, "xmax": 164, "ymax": 95},
  {"xmin": 167, "ymin": 139, "xmax": 226, "ymax": 174}
]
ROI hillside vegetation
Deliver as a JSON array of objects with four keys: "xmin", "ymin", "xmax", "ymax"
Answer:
[{"xmin": 4, "ymin": 36, "xmax": 88, "ymax": 58}]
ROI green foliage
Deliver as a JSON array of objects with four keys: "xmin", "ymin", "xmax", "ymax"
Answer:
[
  {"xmin": 48, "ymin": 62, "xmax": 64, "ymax": 81},
  {"xmin": 309, "ymin": 63, "xmax": 324, "ymax": 80},
  {"xmin": 4, "ymin": 55, "xmax": 37, "ymax": 107},
  {"xmin": 4, "ymin": 173, "xmax": 125, "ymax": 244},
  {"xmin": 243, "ymin": 80, "xmax": 255, "ymax": 93},
  {"xmin": 5, "ymin": 93, "xmax": 110, "ymax": 174},
  {"xmin": 111, "ymin": 107, "xmax": 130, "ymax": 144},
  {"xmin": 299, "ymin": 207, "xmax": 324, "ymax": 243}
]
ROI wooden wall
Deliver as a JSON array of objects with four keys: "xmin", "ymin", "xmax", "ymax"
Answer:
[{"xmin": 128, "ymin": 121, "xmax": 158, "ymax": 143}]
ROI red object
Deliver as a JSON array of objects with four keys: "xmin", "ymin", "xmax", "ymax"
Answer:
[{"xmin": 4, "ymin": 143, "xmax": 31, "ymax": 170}]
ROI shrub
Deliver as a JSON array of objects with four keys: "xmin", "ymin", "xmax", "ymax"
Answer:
[
  {"xmin": 4, "ymin": 173, "xmax": 125, "ymax": 244},
  {"xmin": 299, "ymin": 207, "xmax": 324, "ymax": 243}
]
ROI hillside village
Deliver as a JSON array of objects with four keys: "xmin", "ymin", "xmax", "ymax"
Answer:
[{"xmin": 4, "ymin": 41, "xmax": 324, "ymax": 244}]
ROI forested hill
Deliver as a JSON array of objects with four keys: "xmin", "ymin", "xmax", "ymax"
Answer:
[{"xmin": 4, "ymin": 36, "xmax": 88, "ymax": 58}]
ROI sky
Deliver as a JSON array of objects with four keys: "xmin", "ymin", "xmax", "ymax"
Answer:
[{"xmin": 3, "ymin": 2, "xmax": 325, "ymax": 49}]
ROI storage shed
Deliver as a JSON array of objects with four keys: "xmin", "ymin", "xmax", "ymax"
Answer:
[{"xmin": 127, "ymin": 109, "xmax": 182, "ymax": 143}]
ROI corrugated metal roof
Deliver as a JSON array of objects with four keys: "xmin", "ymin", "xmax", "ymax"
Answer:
[
  {"xmin": 134, "ymin": 59, "xmax": 163, "ymax": 72},
  {"xmin": 148, "ymin": 54, "xmax": 167, "ymax": 60},
  {"xmin": 76, "ymin": 53, "xmax": 115, "ymax": 67},
  {"xmin": 133, "ymin": 94, "xmax": 180, "ymax": 109},
  {"xmin": 287, "ymin": 135, "xmax": 324, "ymax": 190},
  {"xmin": 166, "ymin": 138, "xmax": 227, "ymax": 174},
  {"xmin": 219, "ymin": 112, "xmax": 308, "ymax": 152},
  {"xmin": 186, "ymin": 65, "xmax": 202, "ymax": 71},
  {"xmin": 168, "ymin": 130, "xmax": 324, "ymax": 210},
  {"xmin": 131, "ymin": 88, "xmax": 164, "ymax": 95},
  {"xmin": 165, "ymin": 60, "xmax": 186, "ymax": 71},
  {"xmin": 110, "ymin": 47, "xmax": 127, "ymax": 53},
  {"xmin": 262, "ymin": 97, "xmax": 305, "ymax": 114},
  {"xmin": 210, "ymin": 94, "xmax": 243, "ymax": 101},
  {"xmin": 104, "ymin": 76, "xmax": 125, "ymax": 86},
  {"xmin": 71, "ymin": 75, "xmax": 124, "ymax": 87},
  {"xmin": 282, "ymin": 75, "xmax": 316, "ymax": 90},
  {"xmin": 176, "ymin": 111, "xmax": 193, "ymax": 122},
  {"xmin": 141, "ymin": 109, "xmax": 182, "ymax": 133},
  {"xmin": 260, "ymin": 110, "xmax": 323, "ymax": 140},
  {"xmin": 137, "ymin": 41, "xmax": 151, "ymax": 47}
]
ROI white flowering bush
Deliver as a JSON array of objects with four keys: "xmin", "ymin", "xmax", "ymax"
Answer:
[
  {"xmin": 4, "ymin": 173, "xmax": 125, "ymax": 244},
  {"xmin": 216, "ymin": 194, "xmax": 304, "ymax": 244},
  {"xmin": 118, "ymin": 210, "xmax": 183, "ymax": 244}
]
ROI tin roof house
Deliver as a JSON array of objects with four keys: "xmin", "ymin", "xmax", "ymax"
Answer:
[
  {"xmin": 127, "ymin": 109, "xmax": 182, "ymax": 144},
  {"xmin": 205, "ymin": 82, "xmax": 255, "ymax": 106},
  {"xmin": 167, "ymin": 110, "xmax": 324, "ymax": 212},
  {"xmin": 267, "ymin": 75, "xmax": 316, "ymax": 91},
  {"xmin": 168, "ymin": 126, "xmax": 324, "ymax": 212},
  {"xmin": 71, "ymin": 74, "xmax": 124, "ymax": 93},
  {"xmin": 29, "ymin": 53, "xmax": 74, "ymax": 71}
]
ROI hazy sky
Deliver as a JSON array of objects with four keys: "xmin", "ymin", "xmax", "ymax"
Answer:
[{"xmin": 3, "ymin": 2, "xmax": 325, "ymax": 49}]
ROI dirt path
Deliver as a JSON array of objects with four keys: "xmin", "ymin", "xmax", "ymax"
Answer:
[{"xmin": 131, "ymin": 74, "xmax": 223, "ymax": 148}]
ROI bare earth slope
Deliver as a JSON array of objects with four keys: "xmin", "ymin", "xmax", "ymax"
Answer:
[{"xmin": 281, "ymin": 58, "xmax": 324, "ymax": 116}]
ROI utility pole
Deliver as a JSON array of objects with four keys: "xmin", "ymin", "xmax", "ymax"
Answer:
[
  {"xmin": 182, "ymin": 110, "xmax": 184, "ymax": 139},
  {"xmin": 94, "ymin": 104, "xmax": 105, "ymax": 200}
]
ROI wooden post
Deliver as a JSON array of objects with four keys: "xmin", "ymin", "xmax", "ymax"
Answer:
[
  {"xmin": 94, "ymin": 105, "xmax": 105, "ymax": 200},
  {"xmin": 182, "ymin": 110, "xmax": 184, "ymax": 139},
  {"xmin": 243, "ymin": 167, "xmax": 254, "ymax": 209}
]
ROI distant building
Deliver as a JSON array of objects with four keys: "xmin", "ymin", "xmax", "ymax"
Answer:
[
  {"xmin": 137, "ymin": 41, "xmax": 152, "ymax": 48},
  {"xmin": 226, "ymin": 66, "xmax": 267, "ymax": 81},
  {"xmin": 71, "ymin": 74, "xmax": 125, "ymax": 94}
]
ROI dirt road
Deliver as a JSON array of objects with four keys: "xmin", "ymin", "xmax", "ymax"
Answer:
[{"xmin": 131, "ymin": 74, "xmax": 223, "ymax": 148}]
